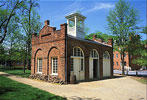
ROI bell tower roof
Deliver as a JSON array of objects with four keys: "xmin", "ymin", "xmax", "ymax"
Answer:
[{"xmin": 65, "ymin": 12, "xmax": 86, "ymax": 20}]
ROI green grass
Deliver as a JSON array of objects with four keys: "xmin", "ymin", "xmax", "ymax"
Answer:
[
  {"xmin": 131, "ymin": 76, "xmax": 147, "ymax": 84},
  {"xmin": 0, "ymin": 66, "xmax": 31, "ymax": 78},
  {"xmin": 0, "ymin": 75, "xmax": 66, "ymax": 100}
]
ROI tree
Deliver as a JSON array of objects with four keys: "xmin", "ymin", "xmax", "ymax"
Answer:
[
  {"xmin": 107, "ymin": 0, "xmax": 140, "ymax": 74},
  {"xmin": 21, "ymin": 0, "xmax": 42, "ymax": 71},
  {"xmin": 130, "ymin": 26, "xmax": 147, "ymax": 68},
  {"xmin": 85, "ymin": 31, "xmax": 116, "ymax": 42},
  {"xmin": 0, "ymin": 0, "xmax": 25, "ymax": 44},
  {"xmin": 3, "ymin": 16, "xmax": 26, "ymax": 69}
]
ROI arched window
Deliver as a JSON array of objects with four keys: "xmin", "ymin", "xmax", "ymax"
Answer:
[
  {"xmin": 103, "ymin": 51, "xmax": 110, "ymax": 59},
  {"xmin": 72, "ymin": 47, "xmax": 84, "ymax": 57},
  {"xmin": 90, "ymin": 49, "xmax": 99, "ymax": 58}
]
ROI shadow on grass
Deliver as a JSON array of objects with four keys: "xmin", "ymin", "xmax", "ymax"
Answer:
[
  {"xmin": 48, "ymin": 96, "xmax": 67, "ymax": 100},
  {"xmin": 0, "ymin": 86, "xmax": 15, "ymax": 95},
  {"xmin": 69, "ymin": 96, "xmax": 101, "ymax": 100},
  {"xmin": 76, "ymin": 75, "xmax": 125, "ymax": 84},
  {"xmin": 32, "ymin": 94, "xmax": 67, "ymax": 100}
]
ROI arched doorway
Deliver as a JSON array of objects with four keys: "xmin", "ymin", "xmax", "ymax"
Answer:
[
  {"xmin": 103, "ymin": 51, "xmax": 111, "ymax": 77},
  {"xmin": 89, "ymin": 49, "xmax": 99, "ymax": 78},
  {"xmin": 71, "ymin": 46, "xmax": 85, "ymax": 80}
]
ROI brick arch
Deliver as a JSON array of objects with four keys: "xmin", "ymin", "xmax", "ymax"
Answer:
[
  {"xmin": 34, "ymin": 48, "xmax": 42, "ymax": 74},
  {"xmin": 90, "ymin": 49, "xmax": 101, "ymax": 57},
  {"xmin": 69, "ymin": 44, "xmax": 85, "ymax": 57},
  {"xmin": 47, "ymin": 46, "xmax": 58, "ymax": 75},
  {"xmin": 103, "ymin": 50, "xmax": 111, "ymax": 59}
]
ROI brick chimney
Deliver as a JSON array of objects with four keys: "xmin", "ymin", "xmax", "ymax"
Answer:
[
  {"xmin": 60, "ymin": 23, "xmax": 67, "ymax": 37},
  {"xmin": 108, "ymin": 38, "xmax": 113, "ymax": 46},
  {"xmin": 44, "ymin": 20, "xmax": 50, "ymax": 26}
]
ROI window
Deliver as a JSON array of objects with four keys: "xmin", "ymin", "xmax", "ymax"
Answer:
[
  {"xmin": 77, "ymin": 21, "xmax": 83, "ymax": 28},
  {"xmin": 120, "ymin": 53, "xmax": 126, "ymax": 58},
  {"xmin": 116, "ymin": 54, "xmax": 118, "ymax": 58},
  {"xmin": 117, "ymin": 62, "xmax": 119, "ymax": 66},
  {"xmin": 90, "ymin": 49, "xmax": 99, "ymax": 58},
  {"xmin": 124, "ymin": 62, "xmax": 126, "ymax": 66},
  {"xmin": 71, "ymin": 58, "xmax": 73, "ymax": 71},
  {"xmin": 72, "ymin": 47, "xmax": 84, "ymax": 57},
  {"xmin": 52, "ymin": 58, "xmax": 58, "ymax": 75},
  {"xmin": 38, "ymin": 58, "xmax": 42, "ymax": 73},
  {"xmin": 81, "ymin": 58, "xmax": 84, "ymax": 71},
  {"xmin": 124, "ymin": 53, "xmax": 126, "ymax": 58},
  {"xmin": 69, "ymin": 20, "xmax": 75, "ymax": 27},
  {"xmin": 121, "ymin": 61, "xmax": 126, "ymax": 66},
  {"xmin": 103, "ymin": 51, "xmax": 110, "ymax": 59}
]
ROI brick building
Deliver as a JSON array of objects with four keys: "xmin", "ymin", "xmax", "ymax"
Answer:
[
  {"xmin": 31, "ymin": 13, "xmax": 113, "ymax": 83},
  {"xmin": 113, "ymin": 51, "xmax": 130, "ymax": 70},
  {"xmin": 113, "ymin": 51, "xmax": 142, "ymax": 70}
]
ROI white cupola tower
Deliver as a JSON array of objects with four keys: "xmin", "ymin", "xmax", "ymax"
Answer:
[{"xmin": 65, "ymin": 12, "xmax": 86, "ymax": 39}]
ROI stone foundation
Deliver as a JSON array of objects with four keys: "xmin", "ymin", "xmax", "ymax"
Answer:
[{"xmin": 29, "ymin": 74, "xmax": 65, "ymax": 85}]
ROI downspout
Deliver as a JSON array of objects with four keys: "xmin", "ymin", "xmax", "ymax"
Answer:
[
  {"xmin": 65, "ymin": 25, "xmax": 68, "ymax": 83},
  {"xmin": 112, "ymin": 39, "xmax": 114, "ymax": 77}
]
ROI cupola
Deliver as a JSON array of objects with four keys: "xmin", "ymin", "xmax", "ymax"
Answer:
[{"xmin": 65, "ymin": 12, "xmax": 86, "ymax": 39}]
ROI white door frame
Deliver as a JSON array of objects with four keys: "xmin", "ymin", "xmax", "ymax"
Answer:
[
  {"xmin": 71, "ymin": 57, "xmax": 85, "ymax": 80},
  {"xmin": 89, "ymin": 57, "xmax": 99, "ymax": 78},
  {"xmin": 103, "ymin": 51, "xmax": 111, "ymax": 77}
]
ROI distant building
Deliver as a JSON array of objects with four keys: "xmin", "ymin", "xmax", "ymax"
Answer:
[{"xmin": 113, "ymin": 51, "xmax": 142, "ymax": 70}]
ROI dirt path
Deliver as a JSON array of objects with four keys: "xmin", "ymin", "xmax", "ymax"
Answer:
[{"xmin": 0, "ymin": 72, "xmax": 146, "ymax": 100}]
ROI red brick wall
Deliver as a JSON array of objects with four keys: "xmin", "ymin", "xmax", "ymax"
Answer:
[
  {"xmin": 31, "ymin": 22, "xmax": 67, "ymax": 81},
  {"xmin": 113, "ymin": 51, "xmax": 129, "ymax": 70},
  {"xmin": 31, "ymin": 20, "xmax": 113, "ymax": 83},
  {"xmin": 113, "ymin": 51, "xmax": 141, "ymax": 70},
  {"xmin": 66, "ymin": 37, "xmax": 113, "ymax": 81}
]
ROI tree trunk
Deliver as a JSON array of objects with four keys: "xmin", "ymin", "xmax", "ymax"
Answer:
[
  {"xmin": 23, "ymin": 44, "xmax": 27, "ymax": 73},
  {"xmin": 121, "ymin": 52, "xmax": 125, "ymax": 75},
  {"xmin": 23, "ymin": 59, "xmax": 26, "ymax": 73},
  {"xmin": 27, "ymin": 40, "xmax": 31, "ymax": 70}
]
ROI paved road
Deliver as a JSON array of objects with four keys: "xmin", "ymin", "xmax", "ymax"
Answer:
[
  {"xmin": 0, "ymin": 72, "xmax": 146, "ymax": 100},
  {"xmin": 114, "ymin": 70, "xmax": 147, "ymax": 76}
]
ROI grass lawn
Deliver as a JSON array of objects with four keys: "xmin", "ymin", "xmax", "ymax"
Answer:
[
  {"xmin": 131, "ymin": 76, "xmax": 147, "ymax": 84},
  {"xmin": 0, "ymin": 69, "xmax": 31, "ymax": 78},
  {"xmin": 0, "ymin": 66, "xmax": 31, "ymax": 78},
  {"xmin": 0, "ymin": 75, "xmax": 66, "ymax": 100}
]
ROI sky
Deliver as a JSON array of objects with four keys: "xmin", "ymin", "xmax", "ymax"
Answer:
[{"xmin": 37, "ymin": 0, "xmax": 146, "ymax": 40}]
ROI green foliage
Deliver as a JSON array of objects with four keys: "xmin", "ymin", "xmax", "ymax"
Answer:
[
  {"xmin": 69, "ymin": 20, "xmax": 75, "ymax": 27},
  {"xmin": 107, "ymin": 0, "xmax": 139, "ymax": 49},
  {"xmin": 85, "ymin": 31, "xmax": 116, "ymax": 42},
  {"xmin": 0, "ymin": 0, "xmax": 42, "ymax": 70},
  {"xmin": 20, "ymin": 0, "xmax": 42, "ymax": 69},
  {"xmin": 107, "ymin": 0, "xmax": 140, "ymax": 74},
  {"xmin": 0, "ymin": 0, "xmax": 26, "ymax": 44},
  {"xmin": 0, "ymin": 76, "xmax": 66, "ymax": 100},
  {"xmin": 133, "ymin": 49, "xmax": 147, "ymax": 66},
  {"xmin": 141, "ymin": 26, "xmax": 147, "ymax": 34},
  {"xmin": 128, "ymin": 28, "xmax": 147, "ymax": 67}
]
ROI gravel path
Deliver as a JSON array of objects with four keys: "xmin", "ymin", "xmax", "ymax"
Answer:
[{"xmin": 0, "ymin": 72, "xmax": 146, "ymax": 100}]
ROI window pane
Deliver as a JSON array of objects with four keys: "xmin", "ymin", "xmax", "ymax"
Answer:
[
  {"xmin": 71, "ymin": 58, "xmax": 73, "ymax": 71},
  {"xmin": 38, "ymin": 59, "xmax": 42, "ymax": 73},
  {"xmin": 52, "ymin": 58, "xmax": 58, "ymax": 74},
  {"xmin": 81, "ymin": 59, "xmax": 83, "ymax": 71},
  {"xmin": 73, "ymin": 47, "xmax": 84, "ymax": 57}
]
